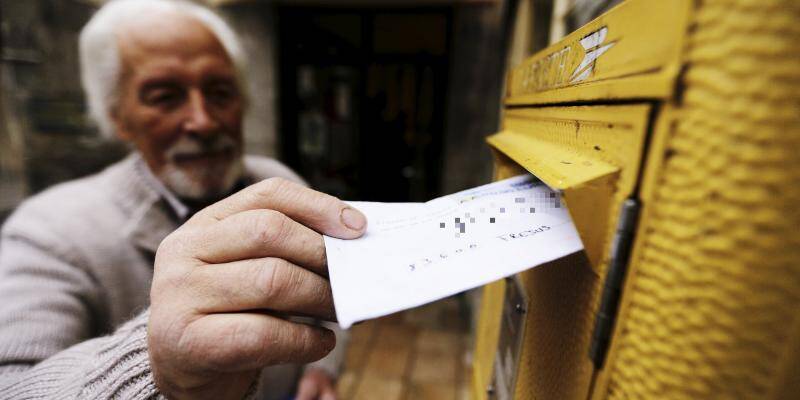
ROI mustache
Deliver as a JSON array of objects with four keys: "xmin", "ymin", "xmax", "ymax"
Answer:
[{"xmin": 165, "ymin": 135, "xmax": 239, "ymax": 161}]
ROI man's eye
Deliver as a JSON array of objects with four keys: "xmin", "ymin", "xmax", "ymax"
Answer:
[
  {"xmin": 206, "ymin": 84, "xmax": 237, "ymax": 104},
  {"xmin": 144, "ymin": 89, "xmax": 183, "ymax": 107}
]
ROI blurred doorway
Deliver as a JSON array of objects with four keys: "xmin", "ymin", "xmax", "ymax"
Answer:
[{"xmin": 277, "ymin": 8, "xmax": 451, "ymax": 202}]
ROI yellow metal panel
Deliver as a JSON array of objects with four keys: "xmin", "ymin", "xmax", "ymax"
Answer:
[
  {"xmin": 597, "ymin": 0, "xmax": 800, "ymax": 398},
  {"xmin": 480, "ymin": 150, "xmax": 604, "ymax": 400},
  {"xmin": 506, "ymin": 0, "xmax": 692, "ymax": 105},
  {"xmin": 487, "ymin": 130, "xmax": 617, "ymax": 191},
  {"xmin": 512, "ymin": 253, "xmax": 602, "ymax": 400},
  {"xmin": 477, "ymin": 1, "xmax": 800, "ymax": 399},
  {"xmin": 479, "ymin": 104, "xmax": 651, "ymax": 400},
  {"xmin": 488, "ymin": 104, "xmax": 650, "ymax": 273},
  {"xmin": 506, "ymin": 73, "xmax": 673, "ymax": 107},
  {"xmin": 470, "ymin": 279, "xmax": 506, "ymax": 400},
  {"xmin": 488, "ymin": 131, "xmax": 617, "ymax": 270},
  {"xmin": 471, "ymin": 156, "xmax": 528, "ymax": 400}
]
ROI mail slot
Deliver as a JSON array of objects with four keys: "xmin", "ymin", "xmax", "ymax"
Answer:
[{"xmin": 472, "ymin": 0, "xmax": 800, "ymax": 399}]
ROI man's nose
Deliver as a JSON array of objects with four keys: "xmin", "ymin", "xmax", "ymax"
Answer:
[{"xmin": 182, "ymin": 90, "xmax": 220, "ymax": 136}]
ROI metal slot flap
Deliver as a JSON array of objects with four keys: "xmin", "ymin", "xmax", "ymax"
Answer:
[
  {"xmin": 488, "ymin": 130, "xmax": 619, "ymax": 272},
  {"xmin": 486, "ymin": 104, "xmax": 650, "ymax": 274}
]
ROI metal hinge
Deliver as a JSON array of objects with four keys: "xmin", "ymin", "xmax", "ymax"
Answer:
[{"xmin": 589, "ymin": 198, "xmax": 641, "ymax": 369}]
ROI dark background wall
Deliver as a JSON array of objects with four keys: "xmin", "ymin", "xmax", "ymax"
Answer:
[
  {"xmin": 441, "ymin": 3, "xmax": 511, "ymax": 195},
  {"xmin": 0, "ymin": 0, "xmax": 128, "ymax": 223}
]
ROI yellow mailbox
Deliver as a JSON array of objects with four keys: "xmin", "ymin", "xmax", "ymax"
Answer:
[{"xmin": 472, "ymin": 0, "xmax": 800, "ymax": 399}]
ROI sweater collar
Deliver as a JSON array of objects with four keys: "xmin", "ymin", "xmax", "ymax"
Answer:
[
  {"xmin": 132, "ymin": 156, "xmax": 190, "ymax": 221},
  {"xmin": 115, "ymin": 154, "xmax": 181, "ymax": 256},
  {"xmin": 118, "ymin": 153, "xmax": 256, "ymax": 255}
]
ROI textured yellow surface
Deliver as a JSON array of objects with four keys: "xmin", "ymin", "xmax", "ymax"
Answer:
[
  {"xmin": 476, "ymin": 0, "xmax": 800, "ymax": 399},
  {"xmin": 487, "ymin": 130, "xmax": 617, "ymax": 191},
  {"xmin": 478, "ymin": 104, "xmax": 651, "ymax": 400},
  {"xmin": 599, "ymin": 0, "xmax": 800, "ymax": 398},
  {"xmin": 512, "ymin": 253, "xmax": 601, "ymax": 400},
  {"xmin": 506, "ymin": 0, "xmax": 691, "ymax": 105},
  {"xmin": 471, "ymin": 279, "xmax": 506, "ymax": 400},
  {"xmin": 471, "ymin": 159, "xmax": 528, "ymax": 400},
  {"xmin": 489, "ymin": 105, "xmax": 650, "ymax": 271}
]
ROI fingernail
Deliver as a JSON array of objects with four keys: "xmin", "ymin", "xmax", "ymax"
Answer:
[{"xmin": 340, "ymin": 207, "xmax": 366, "ymax": 231}]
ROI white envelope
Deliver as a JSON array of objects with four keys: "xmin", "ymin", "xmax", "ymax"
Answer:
[{"xmin": 324, "ymin": 175, "xmax": 584, "ymax": 328}]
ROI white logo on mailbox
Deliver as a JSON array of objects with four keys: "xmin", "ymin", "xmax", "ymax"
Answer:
[{"xmin": 570, "ymin": 26, "xmax": 615, "ymax": 83}]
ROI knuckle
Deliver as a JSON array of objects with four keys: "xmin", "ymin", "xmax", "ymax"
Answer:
[
  {"xmin": 186, "ymin": 323, "xmax": 239, "ymax": 370},
  {"xmin": 156, "ymin": 226, "xmax": 202, "ymax": 262},
  {"xmin": 152, "ymin": 233, "xmax": 193, "ymax": 297},
  {"xmin": 150, "ymin": 274, "xmax": 190, "ymax": 314},
  {"xmin": 296, "ymin": 326, "xmax": 315, "ymax": 358},
  {"xmin": 275, "ymin": 325, "xmax": 306, "ymax": 363},
  {"xmin": 253, "ymin": 177, "xmax": 291, "ymax": 200},
  {"xmin": 156, "ymin": 315, "xmax": 195, "ymax": 366},
  {"xmin": 155, "ymin": 230, "xmax": 182, "ymax": 259},
  {"xmin": 313, "ymin": 239, "xmax": 328, "ymax": 268},
  {"xmin": 259, "ymin": 323, "xmax": 329, "ymax": 366},
  {"xmin": 257, "ymin": 259, "xmax": 281, "ymax": 302},
  {"xmin": 257, "ymin": 259, "xmax": 297, "ymax": 303},
  {"xmin": 219, "ymin": 327, "xmax": 255, "ymax": 369},
  {"xmin": 314, "ymin": 189, "xmax": 341, "ymax": 208},
  {"xmin": 185, "ymin": 319, "xmax": 273, "ymax": 372},
  {"xmin": 253, "ymin": 323, "xmax": 283, "ymax": 365},
  {"xmin": 295, "ymin": 325, "xmax": 328, "ymax": 361},
  {"xmin": 251, "ymin": 210, "xmax": 287, "ymax": 247}
]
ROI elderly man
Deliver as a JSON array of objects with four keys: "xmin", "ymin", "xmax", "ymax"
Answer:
[{"xmin": 0, "ymin": 1, "xmax": 365, "ymax": 399}]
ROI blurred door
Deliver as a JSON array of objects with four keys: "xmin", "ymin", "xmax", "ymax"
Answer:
[{"xmin": 278, "ymin": 8, "xmax": 451, "ymax": 202}]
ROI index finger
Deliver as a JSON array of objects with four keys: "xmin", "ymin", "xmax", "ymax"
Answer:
[{"xmin": 190, "ymin": 177, "xmax": 367, "ymax": 239}]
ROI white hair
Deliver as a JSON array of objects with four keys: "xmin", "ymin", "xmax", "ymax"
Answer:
[{"xmin": 79, "ymin": 0, "xmax": 248, "ymax": 137}]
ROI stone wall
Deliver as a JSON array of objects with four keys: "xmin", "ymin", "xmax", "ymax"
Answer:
[{"xmin": 0, "ymin": 0, "xmax": 128, "ymax": 223}]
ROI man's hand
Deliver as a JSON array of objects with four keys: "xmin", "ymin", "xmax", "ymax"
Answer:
[
  {"xmin": 146, "ymin": 177, "xmax": 366, "ymax": 400},
  {"xmin": 296, "ymin": 368, "xmax": 338, "ymax": 400}
]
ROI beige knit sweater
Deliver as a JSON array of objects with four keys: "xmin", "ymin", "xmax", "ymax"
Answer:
[{"xmin": 0, "ymin": 155, "xmax": 346, "ymax": 399}]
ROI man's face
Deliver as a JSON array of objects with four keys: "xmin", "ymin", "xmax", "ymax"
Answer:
[{"xmin": 113, "ymin": 14, "xmax": 244, "ymax": 201}]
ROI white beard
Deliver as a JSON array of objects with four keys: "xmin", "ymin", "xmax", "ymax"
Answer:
[{"xmin": 158, "ymin": 135, "xmax": 244, "ymax": 200}]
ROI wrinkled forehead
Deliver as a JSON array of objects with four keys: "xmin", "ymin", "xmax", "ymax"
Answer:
[{"xmin": 116, "ymin": 10, "xmax": 232, "ymax": 69}]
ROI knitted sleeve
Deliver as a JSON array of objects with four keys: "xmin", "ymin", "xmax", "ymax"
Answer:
[
  {"xmin": 0, "ymin": 213, "xmax": 159, "ymax": 399},
  {"xmin": 0, "ymin": 311, "xmax": 161, "ymax": 399}
]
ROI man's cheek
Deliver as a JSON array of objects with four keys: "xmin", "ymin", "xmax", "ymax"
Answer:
[
  {"xmin": 147, "ymin": 137, "xmax": 179, "ymax": 168},
  {"xmin": 222, "ymin": 107, "xmax": 244, "ymax": 137},
  {"xmin": 151, "ymin": 118, "xmax": 184, "ymax": 148}
]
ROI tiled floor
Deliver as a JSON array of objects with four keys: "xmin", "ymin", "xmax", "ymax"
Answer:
[{"xmin": 336, "ymin": 296, "xmax": 472, "ymax": 400}]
